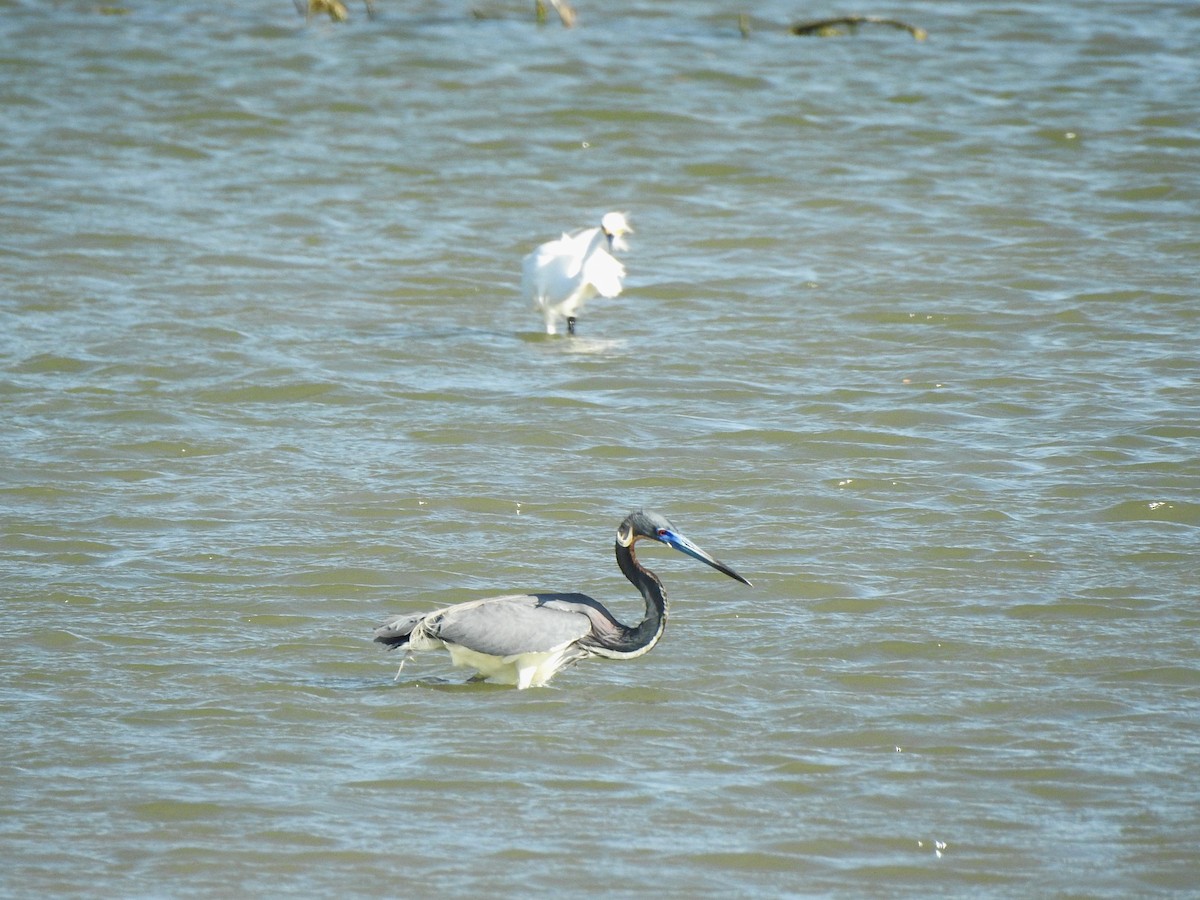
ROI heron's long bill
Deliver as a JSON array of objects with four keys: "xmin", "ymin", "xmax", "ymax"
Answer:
[{"xmin": 658, "ymin": 529, "xmax": 753, "ymax": 587}]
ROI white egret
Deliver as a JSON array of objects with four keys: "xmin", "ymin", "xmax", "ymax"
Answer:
[{"xmin": 521, "ymin": 211, "xmax": 633, "ymax": 335}]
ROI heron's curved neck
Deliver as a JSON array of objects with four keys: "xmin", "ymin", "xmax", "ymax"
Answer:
[{"xmin": 588, "ymin": 539, "xmax": 667, "ymax": 659}]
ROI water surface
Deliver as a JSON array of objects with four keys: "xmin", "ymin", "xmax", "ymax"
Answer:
[{"xmin": 3, "ymin": 1, "xmax": 1199, "ymax": 896}]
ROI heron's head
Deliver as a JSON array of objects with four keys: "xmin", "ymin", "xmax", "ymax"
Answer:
[
  {"xmin": 601, "ymin": 211, "xmax": 633, "ymax": 252},
  {"xmin": 617, "ymin": 510, "xmax": 752, "ymax": 586}
]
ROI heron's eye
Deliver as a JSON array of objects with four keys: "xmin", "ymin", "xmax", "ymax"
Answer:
[{"xmin": 657, "ymin": 529, "xmax": 668, "ymax": 537}]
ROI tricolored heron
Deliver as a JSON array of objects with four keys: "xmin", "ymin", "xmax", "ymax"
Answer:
[
  {"xmin": 374, "ymin": 510, "xmax": 751, "ymax": 688},
  {"xmin": 521, "ymin": 211, "xmax": 632, "ymax": 336}
]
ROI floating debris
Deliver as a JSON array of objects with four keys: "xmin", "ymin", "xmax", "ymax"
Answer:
[
  {"xmin": 472, "ymin": 1, "xmax": 576, "ymax": 27},
  {"xmin": 792, "ymin": 15, "xmax": 927, "ymax": 41},
  {"xmin": 917, "ymin": 839, "xmax": 949, "ymax": 858},
  {"xmin": 535, "ymin": 0, "xmax": 576, "ymax": 27},
  {"xmin": 298, "ymin": 0, "xmax": 375, "ymax": 23}
]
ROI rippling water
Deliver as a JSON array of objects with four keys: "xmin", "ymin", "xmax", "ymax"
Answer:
[{"xmin": 3, "ymin": 0, "xmax": 1199, "ymax": 895}]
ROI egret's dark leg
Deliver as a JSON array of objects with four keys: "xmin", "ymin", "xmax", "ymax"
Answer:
[{"xmin": 567, "ymin": 316, "xmax": 577, "ymax": 335}]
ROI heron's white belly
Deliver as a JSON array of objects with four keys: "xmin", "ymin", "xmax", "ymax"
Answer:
[{"xmin": 445, "ymin": 644, "xmax": 580, "ymax": 689}]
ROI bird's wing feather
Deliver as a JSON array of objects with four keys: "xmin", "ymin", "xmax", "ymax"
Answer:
[
  {"xmin": 373, "ymin": 613, "xmax": 425, "ymax": 646},
  {"xmin": 522, "ymin": 237, "xmax": 585, "ymax": 296},
  {"xmin": 581, "ymin": 247, "xmax": 626, "ymax": 298},
  {"xmin": 427, "ymin": 594, "xmax": 592, "ymax": 656}
]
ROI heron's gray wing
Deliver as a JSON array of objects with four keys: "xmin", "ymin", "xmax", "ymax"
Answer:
[{"xmin": 427, "ymin": 594, "xmax": 592, "ymax": 657}]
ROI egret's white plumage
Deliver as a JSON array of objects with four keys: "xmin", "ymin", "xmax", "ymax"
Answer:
[{"xmin": 521, "ymin": 211, "xmax": 633, "ymax": 335}]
